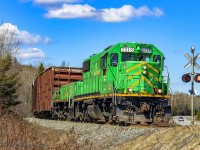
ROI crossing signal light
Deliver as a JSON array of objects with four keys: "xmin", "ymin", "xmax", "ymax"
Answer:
[
  {"xmin": 182, "ymin": 74, "xmax": 191, "ymax": 83},
  {"xmin": 195, "ymin": 74, "xmax": 200, "ymax": 83}
]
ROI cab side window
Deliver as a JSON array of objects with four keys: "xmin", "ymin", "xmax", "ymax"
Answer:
[
  {"xmin": 110, "ymin": 53, "xmax": 118, "ymax": 66},
  {"xmin": 153, "ymin": 55, "xmax": 162, "ymax": 69},
  {"xmin": 153, "ymin": 55, "xmax": 161, "ymax": 63},
  {"xmin": 101, "ymin": 54, "xmax": 107, "ymax": 76},
  {"xmin": 101, "ymin": 55, "xmax": 107, "ymax": 69},
  {"xmin": 83, "ymin": 60, "xmax": 90, "ymax": 72}
]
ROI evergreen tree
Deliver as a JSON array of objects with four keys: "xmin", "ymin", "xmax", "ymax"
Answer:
[
  {"xmin": 0, "ymin": 54, "xmax": 20, "ymax": 109},
  {"xmin": 37, "ymin": 62, "xmax": 45, "ymax": 74}
]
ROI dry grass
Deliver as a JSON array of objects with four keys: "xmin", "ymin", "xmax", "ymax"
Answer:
[
  {"xmin": 114, "ymin": 125, "xmax": 200, "ymax": 150},
  {"xmin": 0, "ymin": 111, "xmax": 83, "ymax": 150},
  {"xmin": 3, "ymin": 110, "xmax": 200, "ymax": 150}
]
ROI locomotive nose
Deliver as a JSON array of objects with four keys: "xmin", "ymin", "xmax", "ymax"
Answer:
[{"xmin": 124, "ymin": 62, "xmax": 161, "ymax": 94}]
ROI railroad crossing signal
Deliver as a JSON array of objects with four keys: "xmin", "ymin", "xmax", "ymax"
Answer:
[
  {"xmin": 182, "ymin": 73, "xmax": 200, "ymax": 83},
  {"xmin": 194, "ymin": 74, "xmax": 200, "ymax": 83},
  {"xmin": 182, "ymin": 74, "xmax": 191, "ymax": 83},
  {"xmin": 183, "ymin": 46, "xmax": 200, "ymax": 83},
  {"xmin": 184, "ymin": 52, "xmax": 200, "ymax": 70},
  {"xmin": 183, "ymin": 46, "xmax": 200, "ymax": 125}
]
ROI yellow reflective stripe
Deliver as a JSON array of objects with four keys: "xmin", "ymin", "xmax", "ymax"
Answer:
[
  {"xmin": 144, "ymin": 77, "xmax": 153, "ymax": 87},
  {"xmin": 146, "ymin": 63, "xmax": 159, "ymax": 74},
  {"xmin": 128, "ymin": 76, "xmax": 154, "ymax": 88},
  {"xmin": 127, "ymin": 75, "xmax": 133, "ymax": 80},
  {"xmin": 148, "ymin": 72, "xmax": 158, "ymax": 81},
  {"xmin": 127, "ymin": 71, "xmax": 141, "ymax": 80},
  {"xmin": 129, "ymin": 76, "xmax": 144, "ymax": 88},
  {"xmin": 129, "ymin": 81, "xmax": 139, "ymax": 89},
  {"xmin": 126, "ymin": 62, "xmax": 159, "ymax": 74},
  {"xmin": 116, "ymin": 93, "xmax": 170, "ymax": 99},
  {"xmin": 73, "ymin": 93, "xmax": 171, "ymax": 101},
  {"xmin": 126, "ymin": 63, "xmax": 144, "ymax": 73},
  {"xmin": 128, "ymin": 76, "xmax": 153, "ymax": 89},
  {"xmin": 135, "ymin": 70, "xmax": 141, "ymax": 76}
]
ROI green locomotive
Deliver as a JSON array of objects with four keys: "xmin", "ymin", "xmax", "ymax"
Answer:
[{"xmin": 53, "ymin": 42, "xmax": 171, "ymax": 124}]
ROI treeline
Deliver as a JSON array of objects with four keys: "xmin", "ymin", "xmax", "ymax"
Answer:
[
  {"xmin": 0, "ymin": 23, "xmax": 68, "ymax": 116},
  {"xmin": 171, "ymin": 92, "xmax": 200, "ymax": 116}
]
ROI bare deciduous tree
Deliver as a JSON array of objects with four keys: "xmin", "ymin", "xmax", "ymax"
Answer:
[
  {"xmin": 171, "ymin": 92, "xmax": 200, "ymax": 116},
  {"xmin": 0, "ymin": 23, "xmax": 21, "ymax": 58}
]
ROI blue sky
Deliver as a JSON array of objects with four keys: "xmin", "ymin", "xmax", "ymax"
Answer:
[{"xmin": 1, "ymin": 0, "xmax": 200, "ymax": 93}]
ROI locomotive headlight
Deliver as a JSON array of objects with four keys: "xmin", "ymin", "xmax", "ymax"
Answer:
[
  {"xmin": 158, "ymin": 89, "xmax": 162, "ymax": 94},
  {"xmin": 142, "ymin": 65, "xmax": 147, "ymax": 70},
  {"xmin": 128, "ymin": 88, "xmax": 133, "ymax": 92},
  {"xmin": 142, "ymin": 70, "xmax": 147, "ymax": 75}
]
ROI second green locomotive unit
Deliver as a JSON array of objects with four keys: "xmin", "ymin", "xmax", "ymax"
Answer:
[{"xmin": 36, "ymin": 42, "xmax": 171, "ymax": 124}]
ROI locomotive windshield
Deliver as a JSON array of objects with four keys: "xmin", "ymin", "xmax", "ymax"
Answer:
[
  {"xmin": 122, "ymin": 53, "xmax": 134, "ymax": 62},
  {"xmin": 137, "ymin": 55, "xmax": 150, "ymax": 62},
  {"xmin": 122, "ymin": 53, "xmax": 150, "ymax": 62}
]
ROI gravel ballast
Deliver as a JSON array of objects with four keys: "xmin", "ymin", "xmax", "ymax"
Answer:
[{"xmin": 25, "ymin": 118, "xmax": 160, "ymax": 149}]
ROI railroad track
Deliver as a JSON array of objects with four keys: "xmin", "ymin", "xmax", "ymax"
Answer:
[{"xmin": 31, "ymin": 117, "xmax": 176, "ymax": 128}]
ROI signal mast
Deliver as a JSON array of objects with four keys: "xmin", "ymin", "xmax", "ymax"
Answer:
[{"xmin": 183, "ymin": 46, "xmax": 200, "ymax": 125}]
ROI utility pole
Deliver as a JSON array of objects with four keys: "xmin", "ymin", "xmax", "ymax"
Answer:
[{"xmin": 183, "ymin": 46, "xmax": 200, "ymax": 125}]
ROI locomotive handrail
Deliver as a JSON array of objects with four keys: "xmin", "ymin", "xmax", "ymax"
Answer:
[
  {"xmin": 113, "ymin": 62, "xmax": 119, "ymax": 105},
  {"xmin": 163, "ymin": 66, "xmax": 170, "ymax": 94},
  {"xmin": 68, "ymin": 85, "xmax": 77, "ymax": 108}
]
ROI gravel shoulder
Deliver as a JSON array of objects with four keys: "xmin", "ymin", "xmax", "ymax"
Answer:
[{"xmin": 25, "ymin": 118, "xmax": 161, "ymax": 149}]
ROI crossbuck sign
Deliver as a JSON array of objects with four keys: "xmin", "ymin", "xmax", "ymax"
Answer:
[{"xmin": 184, "ymin": 53, "xmax": 200, "ymax": 70}]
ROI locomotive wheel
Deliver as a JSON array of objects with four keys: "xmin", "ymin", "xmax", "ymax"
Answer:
[
  {"xmin": 79, "ymin": 115, "xmax": 84, "ymax": 122},
  {"xmin": 123, "ymin": 122, "xmax": 130, "ymax": 126},
  {"xmin": 119, "ymin": 121, "xmax": 125, "ymax": 126},
  {"xmin": 83, "ymin": 110, "xmax": 89, "ymax": 122},
  {"xmin": 45, "ymin": 112, "xmax": 52, "ymax": 119},
  {"xmin": 110, "ymin": 120, "xmax": 117, "ymax": 125}
]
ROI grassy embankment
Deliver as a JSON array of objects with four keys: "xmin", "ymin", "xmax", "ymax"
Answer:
[
  {"xmin": 115, "ymin": 125, "xmax": 200, "ymax": 150},
  {"xmin": 0, "ymin": 111, "xmax": 82, "ymax": 150}
]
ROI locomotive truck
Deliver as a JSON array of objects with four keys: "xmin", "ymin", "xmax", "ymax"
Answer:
[{"xmin": 32, "ymin": 42, "xmax": 171, "ymax": 125}]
